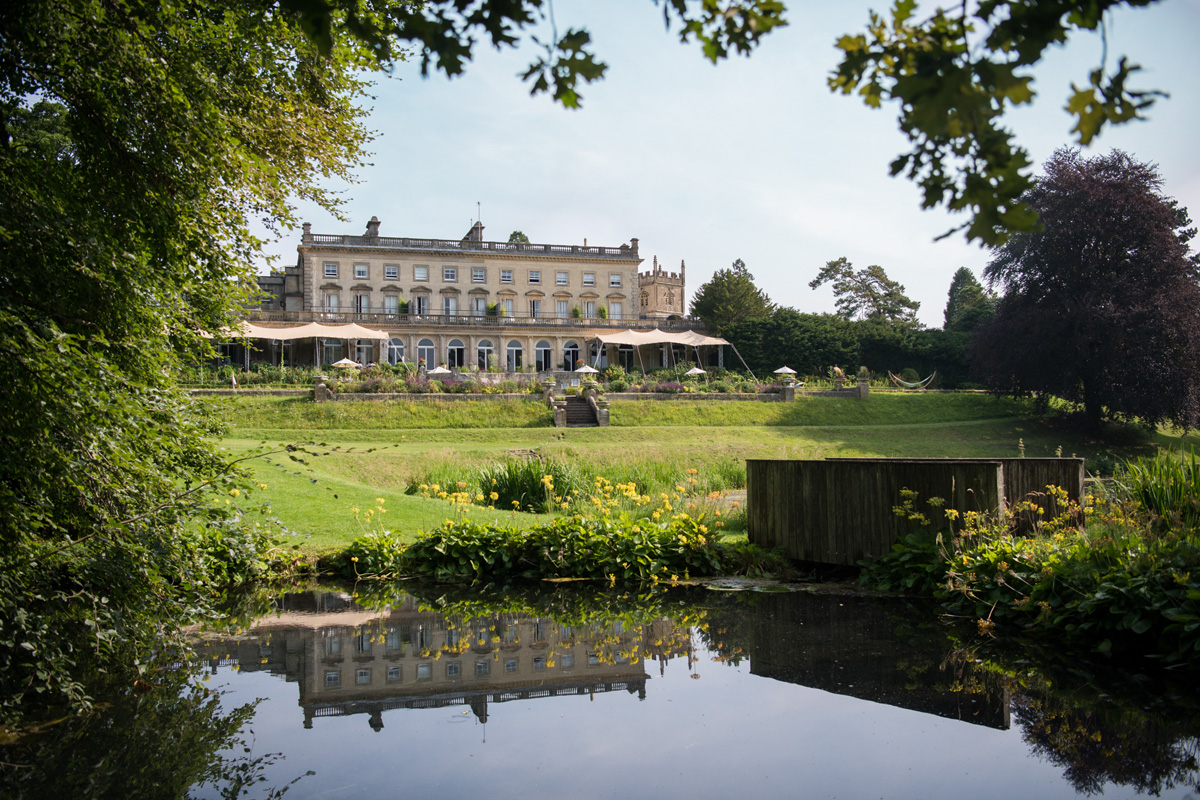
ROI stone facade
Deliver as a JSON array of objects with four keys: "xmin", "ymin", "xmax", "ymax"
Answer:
[
  {"xmin": 638, "ymin": 256, "xmax": 686, "ymax": 319},
  {"xmin": 252, "ymin": 218, "xmax": 699, "ymax": 370}
]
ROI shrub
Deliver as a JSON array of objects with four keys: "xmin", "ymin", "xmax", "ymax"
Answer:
[{"xmin": 343, "ymin": 513, "xmax": 725, "ymax": 583}]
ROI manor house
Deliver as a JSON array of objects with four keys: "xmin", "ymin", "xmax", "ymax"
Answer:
[{"xmin": 250, "ymin": 217, "xmax": 702, "ymax": 371}]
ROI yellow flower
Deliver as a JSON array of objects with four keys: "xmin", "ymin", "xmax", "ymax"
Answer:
[
  {"xmin": 490, "ymin": 491, "xmax": 499, "ymax": 501},
  {"xmin": 375, "ymin": 497, "xmax": 385, "ymax": 504},
  {"xmin": 228, "ymin": 488, "xmax": 240, "ymax": 497}
]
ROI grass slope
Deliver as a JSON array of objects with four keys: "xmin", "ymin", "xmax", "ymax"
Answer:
[{"xmin": 211, "ymin": 394, "xmax": 1198, "ymax": 554}]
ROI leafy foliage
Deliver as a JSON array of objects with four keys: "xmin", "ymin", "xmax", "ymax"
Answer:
[
  {"xmin": 810, "ymin": 257, "xmax": 920, "ymax": 325},
  {"xmin": 830, "ymin": 0, "xmax": 1164, "ymax": 244},
  {"xmin": 342, "ymin": 514, "xmax": 726, "ymax": 583},
  {"xmin": 689, "ymin": 258, "xmax": 775, "ymax": 333},
  {"xmin": 860, "ymin": 478, "xmax": 1200, "ymax": 667},
  {"xmin": 0, "ymin": 0, "xmax": 373, "ymax": 722},
  {"xmin": 974, "ymin": 148, "xmax": 1200, "ymax": 431},
  {"xmin": 942, "ymin": 267, "xmax": 996, "ymax": 333}
]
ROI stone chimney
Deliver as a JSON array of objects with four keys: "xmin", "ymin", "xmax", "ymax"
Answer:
[
  {"xmin": 301, "ymin": 222, "xmax": 312, "ymax": 242},
  {"xmin": 365, "ymin": 216, "xmax": 381, "ymax": 237}
]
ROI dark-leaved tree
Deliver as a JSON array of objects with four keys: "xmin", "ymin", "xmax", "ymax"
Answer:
[
  {"xmin": 974, "ymin": 148, "xmax": 1200, "ymax": 431},
  {"xmin": 690, "ymin": 259, "xmax": 775, "ymax": 333}
]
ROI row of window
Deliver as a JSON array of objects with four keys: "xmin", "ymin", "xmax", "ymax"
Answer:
[
  {"xmin": 324, "ymin": 262, "xmax": 623, "ymax": 288},
  {"xmin": 323, "ymin": 653, "xmax": 588, "ymax": 688},
  {"xmin": 322, "ymin": 338, "xmax": 610, "ymax": 371},
  {"xmin": 322, "ymin": 294, "xmax": 622, "ymax": 320}
]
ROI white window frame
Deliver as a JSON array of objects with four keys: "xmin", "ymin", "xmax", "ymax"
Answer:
[
  {"xmin": 585, "ymin": 300, "xmax": 596, "ymax": 318},
  {"xmin": 414, "ymin": 265, "xmax": 429, "ymax": 281},
  {"xmin": 500, "ymin": 269, "xmax": 514, "ymax": 283},
  {"xmin": 443, "ymin": 267, "xmax": 457, "ymax": 282},
  {"xmin": 472, "ymin": 267, "xmax": 486, "ymax": 283},
  {"xmin": 383, "ymin": 295, "xmax": 399, "ymax": 315},
  {"xmin": 609, "ymin": 273, "xmax": 622, "ymax": 287},
  {"xmin": 556, "ymin": 299, "xmax": 569, "ymax": 319},
  {"xmin": 610, "ymin": 301, "xmax": 623, "ymax": 320},
  {"xmin": 324, "ymin": 262, "xmax": 338, "ymax": 278},
  {"xmin": 529, "ymin": 299, "xmax": 541, "ymax": 318},
  {"xmin": 529, "ymin": 270, "xmax": 541, "ymax": 284},
  {"xmin": 582, "ymin": 272, "xmax": 595, "ymax": 287},
  {"xmin": 443, "ymin": 296, "xmax": 458, "ymax": 316},
  {"xmin": 354, "ymin": 263, "xmax": 369, "ymax": 279},
  {"xmin": 384, "ymin": 264, "xmax": 399, "ymax": 279},
  {"xmin": 556, "ymin": 271, "xmax": 569, "ymax": 285}
]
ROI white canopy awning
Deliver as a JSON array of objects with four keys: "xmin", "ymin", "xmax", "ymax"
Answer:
[
  {"xmin": 588, "ymin": 329, "xmax": 730, "ymax": 347},
  {"xmin": 215, "ymin": 321, "xmax": 389, "ymax": 340}
]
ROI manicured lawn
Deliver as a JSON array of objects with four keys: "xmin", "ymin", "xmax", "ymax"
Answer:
[{"xmin": 210, "ymin": 393, "xmax": 1199, "ymax": 555}]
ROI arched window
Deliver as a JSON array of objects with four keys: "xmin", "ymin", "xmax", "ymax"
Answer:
[
  {"xmin": 447, "ymin": 339, "xmax": 466, "ymax": 368},
  {"xmin": 562, "ymin": 340, "xmax": 580, "ymax": 371},
  {"xmin": 535, "ymin": 340, "xmax": 552, "ymax": 372},
  {"xmin": 506, "ymin": 339, "xmax": 524, "ymax": 372},
  {"xmin": 417, "ymin": 338, "xmax": 435, "ymax": 365},
  {"xmin": 387, "ymin": 338, "xmax": 405, "ymax": 365},
  {"xmin": 476, "ymin": 339, "xmax": 494, "ymax": 371}
]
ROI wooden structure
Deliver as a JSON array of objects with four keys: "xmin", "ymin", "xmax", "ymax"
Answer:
[{"xmin": 747, "ymin": 457, "xmax": 1085, "ymax": 567}]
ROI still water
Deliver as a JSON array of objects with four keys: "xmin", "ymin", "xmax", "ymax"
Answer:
[{"xmin": 182, "ymin": 585, "xmax": 1199, "ymax": 800}]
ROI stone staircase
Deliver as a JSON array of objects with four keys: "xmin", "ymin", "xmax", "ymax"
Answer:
[{"xmin": 563, "ymin": 395, "xmax": 599, "ymax": 427}]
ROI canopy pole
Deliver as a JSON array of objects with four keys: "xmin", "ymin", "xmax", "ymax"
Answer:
[
  {"xmin": 636, "ymin": 343, "xmax": 646, "ymax": 375},
  {"xmin": 730, "ymin": 343, "xmax": 757, "ymax": 382}
]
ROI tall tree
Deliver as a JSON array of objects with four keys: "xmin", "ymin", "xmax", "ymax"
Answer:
[
  {"xmin": 690, "ymin": 259, "xmax": 775, "ymax": 332},
  {"xmin": 943, "ymin": 267, "xmax": 996, "ymax": 332},
  {"xmin": 0, "ymin": 0, "xmax": 371, "ymax": 721},
  {"xmin": 974, "ymin": 148, "xmax": 1200, "ymax": 431},
  {"xmin": 508, "ymin": 230, "xmax": 530, "ymax": 244},
  {"xmin": 810, "ymin": 257, "xmax": 920, "ymax": 325}
]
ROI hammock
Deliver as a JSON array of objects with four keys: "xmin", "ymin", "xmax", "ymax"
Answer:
[{"xmin": 888, "ymin": 370, "xmax": 936, "ymax": 390}]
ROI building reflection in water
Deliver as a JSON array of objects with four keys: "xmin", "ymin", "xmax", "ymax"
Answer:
[
  {"xmin": 199, "ymin": 591, "xmax": 666, "ymax": 730},
  {"xmin": 197, "ymin": 589, "xmax": 1007, "ymax": 733}
]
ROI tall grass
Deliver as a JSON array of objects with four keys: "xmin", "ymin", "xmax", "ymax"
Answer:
[{"xmin": 1116, "ymin": 449, "xmax": 1200, "ymax": 530}]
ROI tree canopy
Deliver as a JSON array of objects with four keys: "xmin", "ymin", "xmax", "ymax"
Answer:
[
  {"xmin": 943, "ymin": 267, "xmax": 996, "ymax": 333},
  {"xmin": 810, "ymin": 257, "xmax": 920, "ymax": 325},
  {"xmin": 0, "ymin": 0, "xmax": 373, "ymax": 721},
  {"xmin": 689, "ymin": 259, "xmax": 775, "ymax": 332},
  {"xmin": 974, "ymin": 148, "xmax": 1200, "ymax": 431},
  {"xmin": 508, "ymin": 230, "xmax": 531, "ymax": 244},
  {"xmin": 830, "ymin": 0, "xmax": 1166, "ymax": 244}
]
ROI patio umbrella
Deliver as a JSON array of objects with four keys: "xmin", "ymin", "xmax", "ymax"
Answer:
[
  {"xmin": 427, "ymin": 365, "xmax": 451, "ymax": 374},
  {"xmin": 575, "ymin": 365, "xmax": 599, "ymax": 373},
  {"xmin": 773, "ymin": 366, "xmax": 797, "ymax": 374},
  {"xmin": 684, "ymin": 367, "xmax": 707, "ymax": 376},
  {"xmin": 332, "ymin": 358, "xmax": 361, "ymax": 368}
]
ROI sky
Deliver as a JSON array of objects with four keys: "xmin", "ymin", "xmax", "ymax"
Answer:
[{"xmin": 260, "ymin": 0, "xmax": 1200, "ymax": 329}]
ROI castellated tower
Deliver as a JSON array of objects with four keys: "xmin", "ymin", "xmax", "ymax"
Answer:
[{"xmin": 638, "ymin": 256, "xmax": 686, "ymax": 319}]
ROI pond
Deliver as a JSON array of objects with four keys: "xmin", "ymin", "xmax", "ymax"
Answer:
[{"xmin": 8, "ymin": 584, "xmax": 1200, "ymax": 799}]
